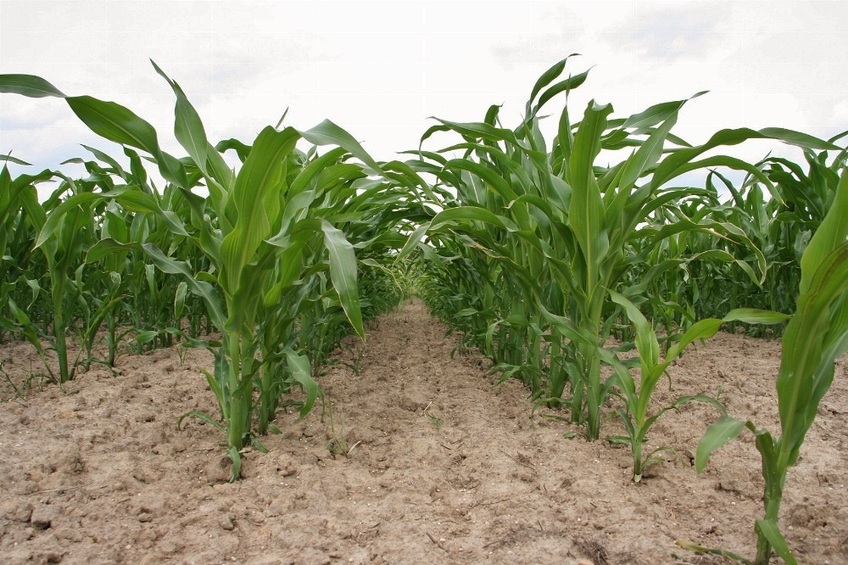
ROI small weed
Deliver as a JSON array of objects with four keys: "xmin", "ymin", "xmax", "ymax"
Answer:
[
  {"xmin": 0, "ymin": 359, "xmax": 25, "ymax": 402},
  {"xmin": 322, "ymin": 398, "xmax": 359, "ymax": 457},
  {"xmin": 22, "ymin": 367, "xmax": 51, "ymax": 393},
  {"xmin": 339, "ymin": 343, "xmax": 366, "ymax": 376},
  {"xmin": 177, "ymin": 343, "xmax": 189, "ymax": 366},
  {"xmin": 423, "ymin": 402, "xmax": 441, "ymax": 431}
]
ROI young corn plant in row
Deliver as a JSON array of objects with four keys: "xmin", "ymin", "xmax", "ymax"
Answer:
[
  {"xmin": 688, "ymin": 168, "xmax": 848, "ymax": 564},
  {"xmin": 401, "ymin": 56, "xmax": 834, "ymax": 441},
  {"xmin": 603, "ymin": 290, "xmax": 788, "ymax": 482},
  {"xmin": 0, "ymin": 162, "xmax": 58, "ymax": 375},
  {"xmin": 2, "ymin": 165, "xmax": 109, "ymax": 383},
  {"xmin": 0, "ymin": 64, "xmax": 409, "ymax": 479},
  {"xmin": 629, "ymin": 149, "xmax": 843, "ymax": 340}
]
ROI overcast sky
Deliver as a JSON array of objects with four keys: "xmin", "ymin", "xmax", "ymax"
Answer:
[{"xmin": 1, "ymin": 0, "xmax": 846, "ymax": 183}]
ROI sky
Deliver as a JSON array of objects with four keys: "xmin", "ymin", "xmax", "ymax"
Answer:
[{"xmin": 1, "ymin": 0, "xmax": 846, "ymax": 190}]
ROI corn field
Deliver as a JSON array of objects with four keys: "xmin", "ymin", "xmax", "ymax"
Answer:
[{"xmin": 1, "ymin": 59, "xmax": 846, "ymax": 564}]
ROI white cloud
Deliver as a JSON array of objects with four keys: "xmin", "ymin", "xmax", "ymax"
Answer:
[
  {"xmin": 833, "ymin": 101, "xmax": 848, "ymax": 124},
  {"xmin": 1, "ymin": 0, "xmax": 846, "ymax": 177}
]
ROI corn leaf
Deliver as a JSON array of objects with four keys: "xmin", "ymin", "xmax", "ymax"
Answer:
[
  {"xmin": 219, "ymin": 126, "xmax": 298, "ymax": 295},
  {"xmin": 0, "ymin": 74, "xmax": 65, "ymax": 97},
  {"xmin": 569, "ymin": 101, "xmax": 611, "ymax": 288},
  {"xmin": 653, "ymin": 127, "xmax": 837, "ymax": 189},
  {"xmin": 151, "ymin": 60, "xmax": 209, "ymax": 176},
  {"xmin": 799, "ymin": 170, "xmax": 848, "ymax": 294},
  {"xmin": 300, "ymin": 120, "xmax": 381, "ymax": 173},
  {"xmin": 695, "ymin": 416, "xmax": 746, "ymax": 473},
  {"xmin": 285, "ymin": 349, "xmax": 320, "ymax": 419},
  {"xmin": 141, "ymin": 243, "xmax": 226, "ymax": 331},
  {"xmin": 755, "ymin": 519, "xmax": 797, "ymax": 565},
  {"xmin": 321, "ymin": 220, "xmax": 364, "ymax": 339}
]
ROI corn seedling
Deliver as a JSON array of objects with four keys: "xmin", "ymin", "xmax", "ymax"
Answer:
[
  {"xmin": 338, "ymin": 342, "xmax": 366, "ymax": 376},
  {"xmin": 426, "ymin": 406, "xmax": 442, "ymax": 431},
  {"xmin": 605, "ymin": 290, "xmax": 788, "ymax": 482}
]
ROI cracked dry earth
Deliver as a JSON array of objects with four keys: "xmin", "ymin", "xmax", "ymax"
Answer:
[{"xmin": 1, "ymin": 298, "xmax": 847, "ymax": 564}]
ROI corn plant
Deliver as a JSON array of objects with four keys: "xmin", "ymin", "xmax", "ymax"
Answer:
[
  {"xmin": 6, "ymin": 169, "xmax": 96, "ymax": 383},
  {"xmin": 0, "ymin": 66, "xmax": 381, "ymax": 479},
  {"xmin": 693, "ymin": 143, "xmax": 848, "ymax": 327},
  {"xmin": 605, "ymin": 290, "xmax": 788, "ymax": 482},
  {"xmin": 692, "ymin": 169, "xmax": 848, "ymax": 564},
  {"xmin": 76, "ymin": 270, "xmax": 127, "ymax": 368},
  {"xmin": 0, "ymin": 160, "xmax": 50, "ymax": 347},
  {"xmin": 632, "ymin": 136, "xmax": 848, "ymax": 341},
  {"xmin": 402, "ymin": 57, "xmax": 834, "ymax": 441}
]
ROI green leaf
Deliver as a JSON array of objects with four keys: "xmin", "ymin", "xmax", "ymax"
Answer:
[
  {"xmin": 800, "ymin": 170, "xmax": 848, "ymax": 294},
  {"xmin": 534, "ymin": 69, "xmax": 590, "ymax": 115},
  {"xmin": 0, "ymin": 154, "xmax": 32, "ymax": 166},
  {"xmin": 445, "ymin": 159, "xmax": 517, "ymax": 202},
  {"xmin": 527, "ymin": 56, "xmax": 572, "ymax": 113},
  {"xmin": 722, "ymin": 308, "xmax": 791, "ymax": 325},
  {"xmin": 653, "ymin": 127, "xmax": 837, "ymax": 189},
  {"xmin": 116, "ymin": 190, "xmax": 189, "ymax": 236},
  {"xmin": 0, "ymin": 74, "xmax": 65, "ymax": 98},
  {"xmin": 569, "ymin": 101, "xmax": 612, "ymax": 287},
  {"xmin": 605, "ymin": 435, "xmax": 632, "ymax": 446},
  {"xmin": 141, "ymin": 243, "xmax": 226, "ymax": 331},
  {"xmin": 205, "ymin": 347, "xmax": 230, "ymax": 419},
  {"xmin": 134, "ymin": 330, "xmax": 159, "ymax": 344},
  {"xmin": 755, "ymin": 519, "xmax": 797, "ymax": 565},
  {"xmin": 174, "ymin": 281, "xmax": 188, "ymax": 320},
  {"xmin": 66, "ymin": 95, "xmax": 161, "ymax": 155},
  {"xmin": 290, "ymin": 147, "xmax": 348, "ymax": 195},
  {"xmin": 616, "ymin": 110, "xmax": 679, "ymax": 194},
  {"xmin": 219, "ymin": 126, "xmax": 298, "ymax": 295},
  {"xmin": 622, "ymin": 94, "xmax": 703, "ymax": 130},
  {"xmin": 396, "ymin": 221, "xmax": 431, "ymax": 260},
  {"xmin": 300, "ymin": 119, "xmax": 382, "ymax": 173},
  {"xmin": 536, "ymin": 302, "xmax": 597, "ymax": 347},
  {"xmin": 695, "ymin": 416, "xmax": 746, "ymax": 473},
  {"xmin": 285, "ymin": 349, "xmax": 320, "ymax": 419},
  {"xmin": 85, "ymin": 238, "xmax": 139, "ymax": 264},
  {"xmin": 0, "ymin": 73, "xmax": 192, "ymax": 189},
  {"xmin": 321, "ymin": 220, "xmax": 364, "ymax": 339},
  {"xmin": 33, "ymin": 190, "xmax": 101, "ymax": 249},
  {"xmin": 429, "ymin": 118, "xmax": 518, "ymax": 146},
  {"xmin": 609, "ymin": 290, "xmax": 659, "ymax": 367},
  {"xmin": 151, "ymin": 60, "xmax": 209, "ymax": 175},
  {"xmin": 431, "ymin": 206, "xmax": 513, "ymax": 232},
  {"xmin": 661, "ymin": 318, "xmax": 723, "ymax": 363},
  {"xmin": 176, "ymin": 409, "xmax": 225, "ymax": 433}
]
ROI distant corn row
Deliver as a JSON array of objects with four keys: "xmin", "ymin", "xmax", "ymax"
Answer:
[{"xmin": 2, "ymin": 59, "xmax": 847, "ymax": 564}]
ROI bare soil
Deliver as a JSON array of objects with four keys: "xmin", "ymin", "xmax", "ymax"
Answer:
[{"xmin": 1, "ymin": 299, "xmax": 846, "ymax": 564}]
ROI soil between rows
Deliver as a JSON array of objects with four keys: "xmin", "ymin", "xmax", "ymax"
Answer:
[{"xmin": 0, "ymin": 298, "xmax": 846, "ymax": 564}]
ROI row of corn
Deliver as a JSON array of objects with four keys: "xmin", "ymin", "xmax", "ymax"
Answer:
[{"xmin": 2, "ymin": 59, "xmax": 846, "ymax": 563}]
